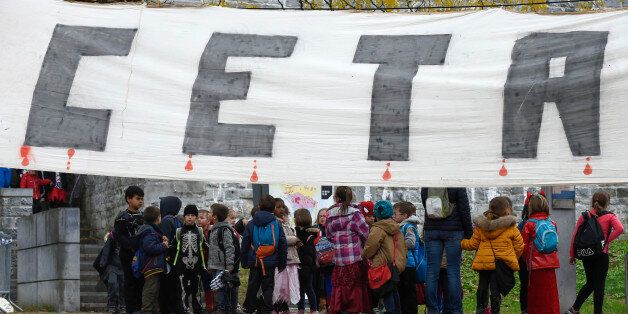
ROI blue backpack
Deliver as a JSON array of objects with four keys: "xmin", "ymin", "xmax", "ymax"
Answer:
[
  {"xmin": 528, "ymin": 218, "xmax": 558, "ymax": 253},
  {"xmin": 400, "ymin": 223, "xmax": 427, "ymax": 283},
  {"xmin": 252, "ymin": 220, "xmax": 281, "ymax": 275},
  {"xmin": 131, "ymin": 249, "xmax": 143, "ymax": 279}
]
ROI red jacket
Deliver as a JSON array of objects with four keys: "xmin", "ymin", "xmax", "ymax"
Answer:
[
  {"xmin": 20, "ymin": 172, "xmax": 51, "ymax": 200},
  {"xmin": 522, "ymin": 212, "xmax": 560, "ymax": 270}
]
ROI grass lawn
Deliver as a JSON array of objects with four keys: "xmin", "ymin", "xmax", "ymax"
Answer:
[{"xmin": 238, "ymin": 240, "xmax": 627, "ymax": 313}]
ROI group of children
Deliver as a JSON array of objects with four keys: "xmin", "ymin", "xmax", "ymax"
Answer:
[{"xmin": 96, "ymin": 185, "xmax": 624, "ymax": 314}]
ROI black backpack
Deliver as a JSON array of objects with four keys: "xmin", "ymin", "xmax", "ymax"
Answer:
[
  {"xmin": 215, "ymin": 225, "xmax": 241, "ymax": 273},
  {"xmin": 573, "ymin": 211, "xmax": 612, "ymax": 260}
]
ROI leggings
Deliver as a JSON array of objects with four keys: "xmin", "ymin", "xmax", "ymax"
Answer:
[{"xmin": 573, "ymin": 254, "xmax": 609, "ymax": 314}]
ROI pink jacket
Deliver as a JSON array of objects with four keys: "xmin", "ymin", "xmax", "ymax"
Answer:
[
  {"xmin": 570, "ymin": 209, "xmax": 624, "ymax": 258},
  {"xmin": 325, "ymin": 204, "xmax": 370, "ymax": 266}
]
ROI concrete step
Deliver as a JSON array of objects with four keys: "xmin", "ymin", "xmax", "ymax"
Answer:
[
  {"xmin": 81, "ymin": 291, "xmax": 108, "ymax": 304},
  {"xmin": 81, "ymin": 272, "xmax": 100, "ymax": 282},
  {"xmin": 81, "ymin": 253, "xmax": 99, "ymax": 262},
  {"xmin": 81, "ymin": 260, "xmax": 96, "ymax": 271},
  {"xmin": 81, "ymin": 243, "xmax": 103, "ymax": 255},
  {"xmin": 81, "ymin": 280, "xmax": 106, "ymax": 293},
  {"xmin": 80, "ymin": 302, "xmax": 108, "ymax": 312}
]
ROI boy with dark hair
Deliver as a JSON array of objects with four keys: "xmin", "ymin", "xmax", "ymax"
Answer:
[
  {"xmin": 241, "ymin": 195, "xmax": 288, "ymax": 314},
  {"xmin": 393, "ymin": 201, "xmax": 421, "ymax": 314},
  {"xmin": 136, "ymin": 206, "xmax": 169, "ymax": 314},
  {"xmin": 171, "ymin": 204, "xmax": 206, "ymax": 314},
  {"xmin": 113, "ymin": 186, "xmax": 145, "ymax": 313},
  {"xmin": 207, "ymin": 203, "xmax": 240, "ymax": 313},
  {"xmin": 158, "ymin": 196, "xmax": 182, "ymax": 313}
]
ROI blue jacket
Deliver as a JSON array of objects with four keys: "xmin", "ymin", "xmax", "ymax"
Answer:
[
  {"xmin": 421, "ymin": 188, "xmax": 473, "ymax": 239},
  {"xmin": 137, "ymin": 223, "xmax": 167, "ymax": 277},
  {"xmin": 240, "ymin": 211, "xmax": 288, "ymax": 270}
]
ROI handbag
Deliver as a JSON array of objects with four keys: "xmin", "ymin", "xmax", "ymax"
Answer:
[
  {"xmin": 488, "ymin": 237, "xmax": 515, "ymax": 296},
  {"xmin": 367, "ymin": 232, "xmax": 400, "ymax": 296}
]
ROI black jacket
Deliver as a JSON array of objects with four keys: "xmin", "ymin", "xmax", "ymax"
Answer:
[
  {"xmin": 159, "ymin": 196, "xmax": 182, "ymax": 243},
  {"xmin": 421, "ymin": 188, "xmax": 473, "ymax": 239},
  {"xmin": 295, "ymin": 226, "xmax": 319, "ymax": 270},
  {"xmin": 113, "ymin": 209, "xmax": 144, "ymax": 261}
]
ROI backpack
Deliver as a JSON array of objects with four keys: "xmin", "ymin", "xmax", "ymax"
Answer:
[
  {"xmin": 215, "ymin": 225, "xmax": 241, "ymax": 273},
  {"xmin": 528, "ymin": 218, "xmax": 558, "ymax": 253},
  {"xmin": 400, "ymin": 223, "xmax": 426, "ymax": 283},
  {"xmin": 425, "ymin": 188, "xmax": 454, "ymax": 219},
  {"xmin": 315, "ymin": 235, "xmax": 335, "ymax": 266},
  {"xmin": 131, "ymin": 249, "xmax": 143, "ymax": 279},
  {"xmin": 164, "ymin": 214, "xmax": 183, "ymax": 230},
  {"xmin": 573, "ymin": 211, "xmax": 612, "ymax": 260},
  {"xmin": 252, "ymin": 220, "xmax": 281, "ymax": 275}
]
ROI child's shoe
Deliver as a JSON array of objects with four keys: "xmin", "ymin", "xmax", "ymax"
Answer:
[
  {"xmin": 566, "ymin": 307, "xmax": 579, "ymax": 314},
  {"xmin": 297, "ymin": 310, "xmax": 305, "ymax": 314}
]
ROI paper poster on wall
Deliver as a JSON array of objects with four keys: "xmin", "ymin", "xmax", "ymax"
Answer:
[{"xmin": 269, "ymin": 184, "xmax": 335, "ymax": 218}]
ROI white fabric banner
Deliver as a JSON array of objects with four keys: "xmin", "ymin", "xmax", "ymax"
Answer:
[{"xmin": 1, "ymin": 0, "xmax": 628, "ymax": 186}]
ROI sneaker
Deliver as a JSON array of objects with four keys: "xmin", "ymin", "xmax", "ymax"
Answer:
[{"xmin": 566, "ymin": 307, "xmax": 579, "ymax": 314}]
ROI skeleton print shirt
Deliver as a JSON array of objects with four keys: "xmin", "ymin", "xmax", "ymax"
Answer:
[{"xmin": 173, "ymin": 224, "xmax": 205, "ymax": 273}]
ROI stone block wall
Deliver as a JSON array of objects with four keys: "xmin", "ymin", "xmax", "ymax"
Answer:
[
  {"xmin": 16, "ymin": 207, "xmax": 80, "ymax": 312},
  {"xmin": 80, "ymin": 175, "xmax": 254, "ymax": 236},
  {"xmin": 0, "ymin": 188, "xmax": 32, "ymax": 300}
]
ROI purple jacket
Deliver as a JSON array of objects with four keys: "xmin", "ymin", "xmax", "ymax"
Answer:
[{"xmin": 326, "ymin": 204, "xmax": 370, "ymax": 266}]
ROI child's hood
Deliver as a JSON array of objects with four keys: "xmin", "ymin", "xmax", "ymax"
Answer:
[
  {"xmin": 372, "ymin": 219, "xmax": 401, "ymax": 236},
  {"xmin": 473, "ymin": 214, "xmax": 517, "ymax": 239},
  {"xmin": 136, "ymin": 223, "xmax": 162, "ymax": 237},
  {"xmin": 251, "ymin": 210, "xmax": 276, "ymax": 226},
  {"xmin": 400, "ymin": 215, "xmax": 421, "ymax": 226}
]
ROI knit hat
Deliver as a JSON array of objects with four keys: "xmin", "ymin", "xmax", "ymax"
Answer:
[
  {"xmin": 359, "ymin": 201, "xmax": 374, "ymax": 217},
  {"xmin": 183, "ymin": 204, "xmax": 199, "ymax": 217},
  {"xmin": 374, "ymin": 200, "xmax": 393, "ymax": 220}
]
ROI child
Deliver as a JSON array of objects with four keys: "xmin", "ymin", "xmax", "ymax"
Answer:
[
  {"xmin": 294, "ymin": 208, "xmax": 320, "ymax": 314},
  {"xmin": 359, "ymin": 201, "xmax": 375, "ymax": 226},
  {"xmin": 273, "ymin": 204, "xmax": 301, "ymax": 313},
  {"xmin": 113, "ymin": 186, "xmax": 145, "ymax": 313},
  {"xmin": 517, "ymin": 190, "xmax": 544, "ymax": 314},
  {"xmin": 171, "ymin": 204, "xmax": 206, "ymax": 314},
  {"xmin": 207, "ymin": 203, "xmax": 239, "ymax": 313},
  {"xmin": 94, "ymin": 231, "xmax": 125, "ymax": 314},
  {"xmin": 20, "ymin": 170, "xmax": 52, "ymax": 213},
  {"xmin": 568, "ymin": 191, "xmax": 624, "ymax": 314},
  {"xmin": 362, "ymin": 200, "xmax": 407, "ymax": 314},
  {"xmin": 228, "ymin": 209, "xmax": 238, "ymax": 228},
  {"xmin": 521, "ymin": 194, "xmax": 560, "ymax": 314},
  {"xmin": 136, "ymin": 206, "xmax": 169, "ymax": 314},
  {"xmin": 393, "ymin": 201, "xmax": 421, "ymax": 314},
  {"xmin": 158, "ymin": 196, "xmax": 182, "ymax": 313},
  {"xmin": 461, "ymin": 196, "xmax": 524, "ymax": 314},
  {"xmin": 198, "ymin": 209, "xmax": 215, "ymax": 313},
  {"xmin": 313, "ymin": 208, "xmax": 331, "ymax": 312},
  {"xmin": 241, "ymin": 195, "xmax": 288, "ymax": 314},
  {"xmin": 326, "ymin": 187, "xmax": 371, "ymax": 314}
]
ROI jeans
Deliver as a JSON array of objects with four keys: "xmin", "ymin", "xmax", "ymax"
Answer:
[
  {"xmin": 573, "ymin": 254, "xmax": 609, "ymax": 314},
  {"xmin": 382, "ymin": 289, "xmax": 401, "ymax": 314},
  {"xmin": 298, "ymin": 268, "xmax": 318, "ymax": 311},
  {"xmin": 424, "ymin": 230, "xmax": 464, "ymax": 314}
]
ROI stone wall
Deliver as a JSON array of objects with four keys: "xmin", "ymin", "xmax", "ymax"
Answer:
[
  {"xmin": 80, "ymin": 175, "xmax": 253, "ymax": 236},
  {"xmin": 0, "ymin": 189, "xmax": 32, "ymax": 300},
  {"xmin": 17, "ymin": 207, "xmax": 80, "ymax": 312}
]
